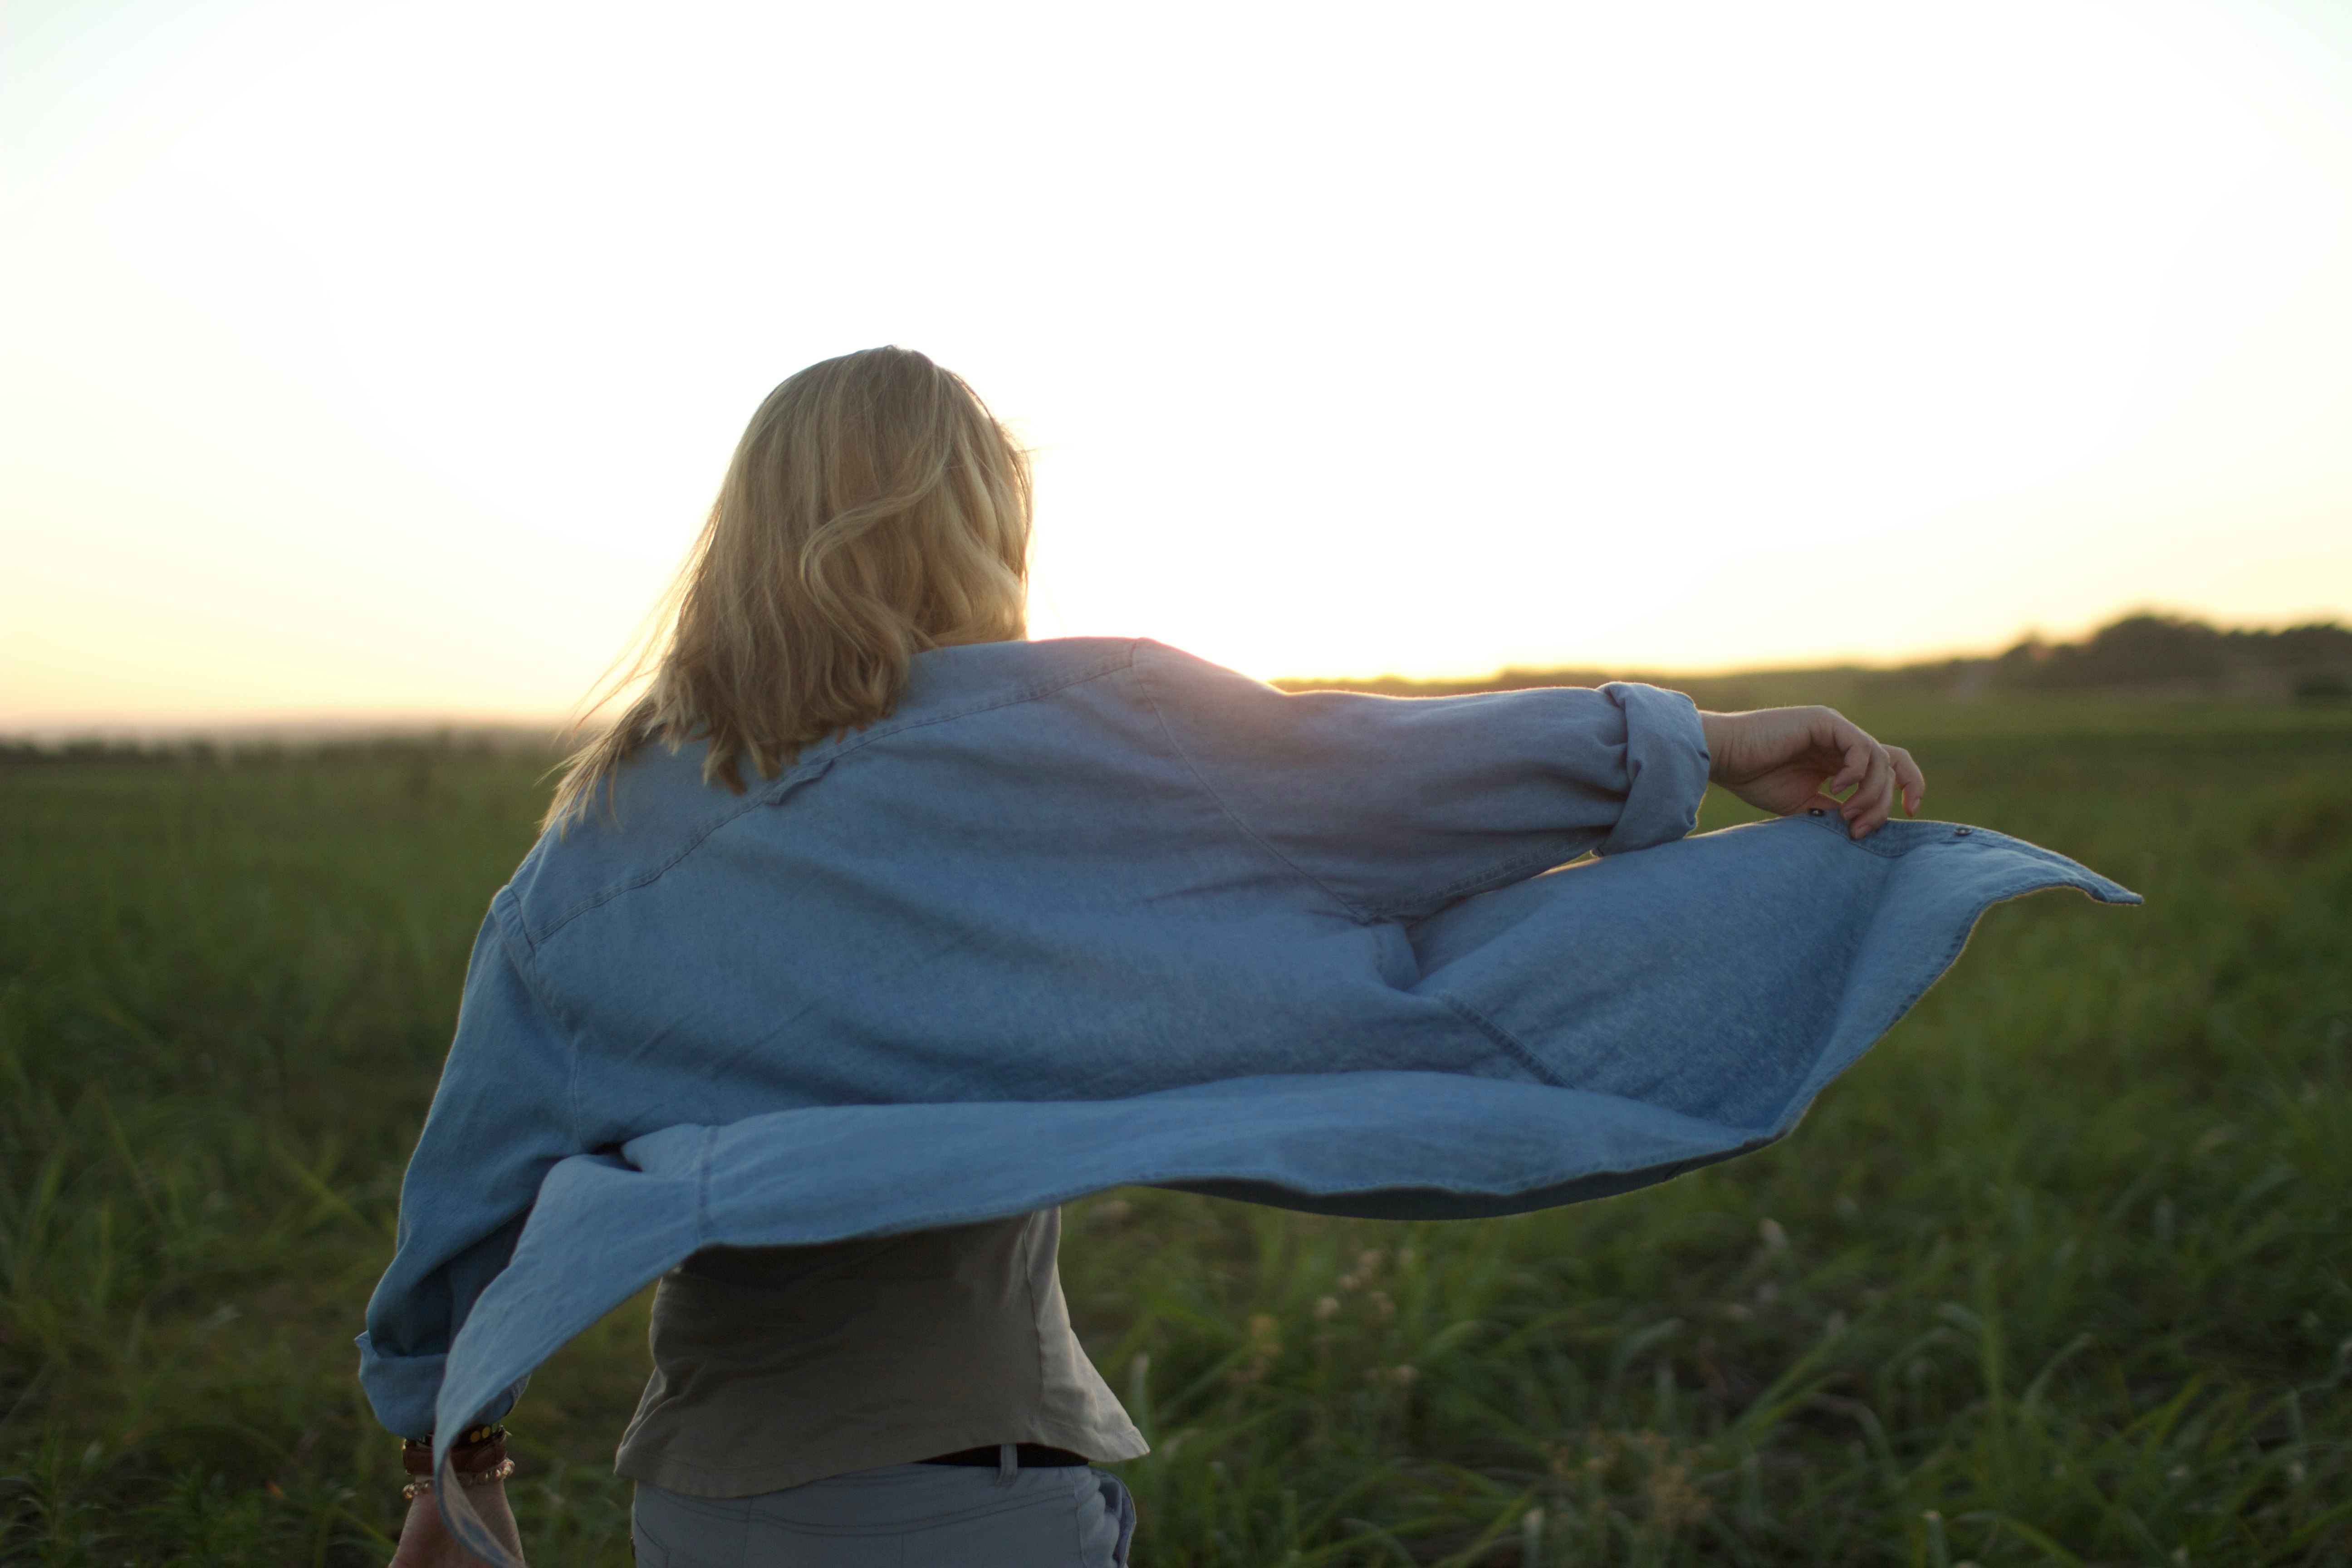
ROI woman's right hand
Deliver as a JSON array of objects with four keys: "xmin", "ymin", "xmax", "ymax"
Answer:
[{"xmin": 1697, "ymin": 706, "xmax": 1925, "ymax": 839}]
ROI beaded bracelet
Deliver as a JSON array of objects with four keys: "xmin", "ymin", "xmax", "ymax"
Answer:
[
  {"xmin": 399, "ymin": 1423, "xmax": 513, "ymax": 1500},
  {"xmin": 402, "ymin": 1457, "xmax": 515, "ymax": 1501}
]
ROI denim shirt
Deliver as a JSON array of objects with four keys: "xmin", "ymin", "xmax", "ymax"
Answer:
[{"xmin": 356, "ymin": 638, "xmax": 2136, "ymax": 1563}]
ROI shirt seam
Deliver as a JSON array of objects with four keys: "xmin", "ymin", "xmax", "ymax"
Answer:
[
  {"xmin": 1390, "ymin": 681, "xmax": 1633, "ymax": 912},
  {"xmin": 1136, "ymin": 653, "xmax": 1620, "ymax": 921},
  {"xmin": 816, "ymin": 646, "xmax": 1138, "ymax": 769},
  {"xmin": 527, "ymin": 645, "xmax": 1141, "ymax": 943},
  {"xmin": 694, "ymin": 1127, "xmax": 716, "ymax": 1251},
  {"xmin": 1408, "ymin": 839, "xmax": 1593, "ymax": 915},
  {"xmin": 1131, "ymin": 649, "xmax": 1378, "ymax": 925},
  {"xmin": 526, "ymin": 780, "xmax": 806, "ymax": 944},
  {"xmin": 490, "ymin": 888, "xmax": 587, "ymax": 1151},
  {"xmin": 1022, "ymin": 1212, "xmax": 1049, "ymax": 1432},
  {"xmin": 1434, "ymin": 994, "xmax": 1570, "ymax": 1089}
]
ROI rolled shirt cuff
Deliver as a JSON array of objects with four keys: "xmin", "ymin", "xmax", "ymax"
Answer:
[
  {"xmin": 356, "ymin": 1333, "xmax": 524, "ymax": 1441},
  {"xmin": 1593, "ymin": 682, "xmax": 1709, "ymax": 857}
]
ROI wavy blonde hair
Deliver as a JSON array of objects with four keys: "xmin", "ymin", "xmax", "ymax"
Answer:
[{"xmin": 546, "ymin": 347, "xmax": 1032, "ymax": 831}]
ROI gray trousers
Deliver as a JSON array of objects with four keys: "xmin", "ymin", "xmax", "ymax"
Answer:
[{"xmin": 632, "ymin": 1453, "xmax": 1136, "ymax": 1568}]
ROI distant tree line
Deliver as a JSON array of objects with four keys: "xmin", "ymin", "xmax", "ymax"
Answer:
[
  {"xmin": 1956, "ymin": 614, "xmax": 2350, "ymax": 694},
  {"xmin": 1853, "ymin": 614, "xmax": 2352, "ymax": 701},
  {"xmin": 1274, "ymin": 613, "xmax": 2352, "ymax": 705},
  {"xmin": 7, "ymin": 614, "xmax": 2349, "ymax": 763},
  {"xmin": 0, "ymin": 728, "xmax": 562, "ymax": 768}
]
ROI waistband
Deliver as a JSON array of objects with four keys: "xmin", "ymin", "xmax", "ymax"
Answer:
[{"xmin": 921, "ymin": 1443, "xmax": 1089, "ymax": 1469}]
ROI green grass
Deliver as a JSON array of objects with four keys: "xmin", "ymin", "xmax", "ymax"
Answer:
[{"xmin": 2, "ymin": 702, "xmax": 2349, "ymax": 1566}]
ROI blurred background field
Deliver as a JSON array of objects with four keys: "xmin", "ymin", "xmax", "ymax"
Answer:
[{"xmin": 3, "ymin": 635, "xmax": 2350, "ymax": 1566}]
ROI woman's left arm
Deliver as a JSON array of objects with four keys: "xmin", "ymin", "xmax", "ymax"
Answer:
[
  {"xmin": 360, "ymin": 898, "xmax": 583, "ymax": 1445},
  {"xmin": 1132, "ymin": 642, "xmax": 1710, "ymax": 921}
]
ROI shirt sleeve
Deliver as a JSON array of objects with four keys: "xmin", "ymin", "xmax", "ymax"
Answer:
[
  {"xmin": 1132, "ymin": 640, "xmax": 1710, "ymax": 922},
  {"xmin": 356, "ymin": 895, "xmax": 582, "ymax": 1438}
]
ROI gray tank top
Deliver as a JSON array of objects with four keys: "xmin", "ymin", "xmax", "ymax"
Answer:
[{"xmin": 612, "ymin": 1209, "xmax": 1147, "ymax": 1498}]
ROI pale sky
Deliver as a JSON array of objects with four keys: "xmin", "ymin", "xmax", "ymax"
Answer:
[{"xmin": 5, "ymin": 0, "xmax": 2350, "ymax": 730}]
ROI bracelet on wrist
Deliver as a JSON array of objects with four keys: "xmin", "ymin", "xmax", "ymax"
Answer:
[
  {"xmin": 398, "ymin": 1423, "xmax": 512, "ymax": 1499},
  {"xmin": 402, "ymin": 1456, "xmax": 515, "ymax": 1501}
]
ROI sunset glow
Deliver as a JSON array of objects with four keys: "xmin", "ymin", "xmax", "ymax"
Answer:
[{"xmin": 5, "ymin": 0, "xmax": 2350, "ymax": 730}]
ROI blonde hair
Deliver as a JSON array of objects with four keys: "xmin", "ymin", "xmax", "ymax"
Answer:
[{"xmin": 545, "ymin": 347, "xmax": 1032, "ymax": 831}]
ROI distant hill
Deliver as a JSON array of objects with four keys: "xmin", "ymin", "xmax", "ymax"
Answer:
[{"xmin": 1274, "ymin": 613, "xmax": 2352, "ymax": 707}]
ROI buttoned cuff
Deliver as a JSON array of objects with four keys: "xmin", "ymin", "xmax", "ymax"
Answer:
[{"xmin": 1593, "ymin": 682, "xmax": 1709, "ymax": 856}]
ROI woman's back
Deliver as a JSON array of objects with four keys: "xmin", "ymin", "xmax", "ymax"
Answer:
[{"xmin": 503, "ymin": 635, "xmax": 1708, "ymax": 1149}]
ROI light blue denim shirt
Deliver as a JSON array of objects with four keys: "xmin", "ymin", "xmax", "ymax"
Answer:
[{"xmin": 357, "ymin": 638, "xmax": 2136, "ymax": 1562}]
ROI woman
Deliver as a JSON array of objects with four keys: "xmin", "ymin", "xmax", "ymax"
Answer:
[{"xmin": 369, "ymin": 348, "xmax": 2133, "ymax": 1567}]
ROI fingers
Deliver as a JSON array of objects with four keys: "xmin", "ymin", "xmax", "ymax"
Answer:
[
  {"xmin": 1725, "ymin": 707, "xmax": 1923, "ymax": 833},
  {"xmin": 1846, "ymin": 755, "xmax": 1896, "ymax": 837},
  {"xmin": 1805, "ymin": 711, "xmax": 1896, "ymax": 838},
  {"xmin": 1837, "ymin": 734, "xmax": 1926, "ymax": 838},
  {"xmin": 1813, "ymin": 714, "xmax": 1889, "ymax": 837},
  {"xmin": 1822, "ymin": 712, "xmax": 1868, "ymax": 797},
  {"xmin": 1890, "ymin": 745, "xmax": 1926, "ymax": 818}
]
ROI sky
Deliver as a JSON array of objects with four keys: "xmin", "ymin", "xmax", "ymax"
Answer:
[{"xmin": 4, "ymin": 0, "xmax": 2351, "ymax": 731}]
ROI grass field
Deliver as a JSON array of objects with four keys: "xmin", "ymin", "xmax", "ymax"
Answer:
[{"xmin": 2, "ymin": 698, "xmax": 2349, "ymax": 1566}]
